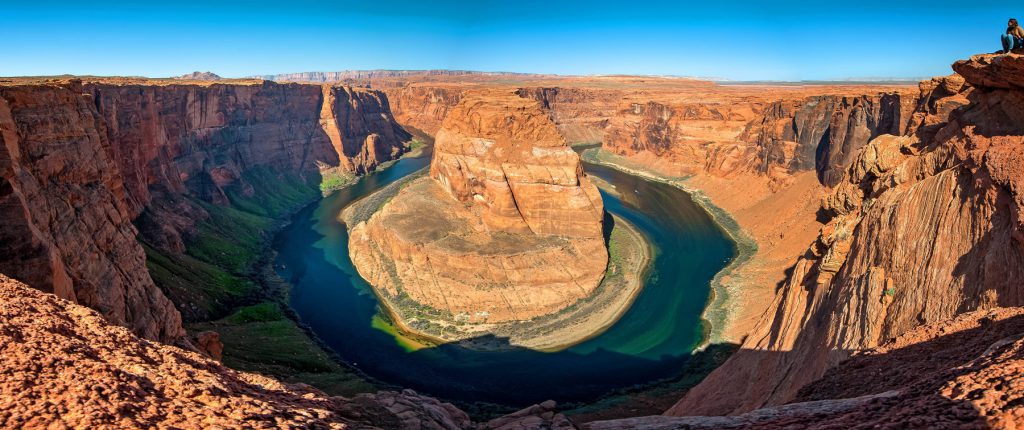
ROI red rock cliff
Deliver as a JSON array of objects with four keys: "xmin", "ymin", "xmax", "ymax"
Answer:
[
  {"xmin": 669, "ymin": 54, "xmax": 1024, "ymax": 416},
  {"xmin": 0, "ymin": 79, "xmax": 410, "ymax": 342}
]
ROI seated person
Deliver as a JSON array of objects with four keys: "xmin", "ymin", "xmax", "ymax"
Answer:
[{"xmin": 1002, "ymin": 18, "xmax": 1024, "ymax": 53}]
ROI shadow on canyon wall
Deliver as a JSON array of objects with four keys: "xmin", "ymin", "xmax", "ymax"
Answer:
[
  {"xmin": 783, "ymin": 311, "xmax": 1024, "ymax": 427},
  {"xmin": 630, "ymin": 313, "xmax": 1024, "ymax": 428}
]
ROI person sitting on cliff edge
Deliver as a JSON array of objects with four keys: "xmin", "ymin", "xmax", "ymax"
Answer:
[{"xmin": 1002, "ymin": 18, "xmax": 1024, "ymax": 54}]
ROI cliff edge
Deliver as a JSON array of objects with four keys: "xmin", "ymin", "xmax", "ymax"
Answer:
[{"xmin": 669, "ymin": 53, "xmax": 1024, "ymax": 416}]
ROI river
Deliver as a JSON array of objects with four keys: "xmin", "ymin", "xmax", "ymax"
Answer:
[{"xmin": 274, "ymin": 148, "xmax": 735, "ymax": 406}]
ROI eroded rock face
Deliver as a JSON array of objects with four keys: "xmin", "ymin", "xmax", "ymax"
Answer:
[
  {"xmin": 385, "ymin": 85, "xmax": 465, "ymax": 134},
  {"xmin": 430, "ymin": 93, "xmax": 605, "ymax": 238},
  {"xmin": 0, "ymin": 79, "xmax": 410, "ymax": 342},
  {"xmin": 600, "ymin": 93, "xmax": 917, "ymax": 188},
  {"xmin": 0, "ymin": 84, "xmax": 185, "ymax": 342},
  {"xmin": 739, "ymin": 94, "xmax": 917, "ymax": 187},
  {"xmin": 670, "ymin": 55, "xmax": 1024, "ymax": 416},
  {"xmin": 591, "ymin": 309, "xmax": 1024, "ymax": 429},
  {"xmin": 88, "ymin": 81, "xmax": 408, "ymax": 218},
  {"xmin": 349, "ymin": 92, "xmax": 608, "ymax": 326}
]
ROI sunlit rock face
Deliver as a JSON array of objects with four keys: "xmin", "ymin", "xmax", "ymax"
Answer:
[
  {"xmin": 349, "ymin": 92, "xmax": 609, "ymax": 326},
  {"xmin": 670, "ymin": 54, "xmax": 1024, "ymax": 416},
  {"xmin": 429, "ymin": 92, "xmax": 605, "ymax": 239}
]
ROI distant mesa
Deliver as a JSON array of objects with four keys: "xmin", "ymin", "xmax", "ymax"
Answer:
[{"xmin": 173, "ymin": 71, "xmax": 223, "ymax": 81}]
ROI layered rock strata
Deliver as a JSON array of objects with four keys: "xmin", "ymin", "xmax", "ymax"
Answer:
[
  {"xmin": 348, "ymin": 92, "xmax": 608, "ymax": 330},
  {"xmin": 601, "ymin": 93, "xmax": 918, "ymax": 188},
  {"xmin": 0, "ymin": 79, "xmax": 410, "ymax": 342},
  {"xmin": 670, "ymin": 54, "xmax": 1024, "ymax": 416}
]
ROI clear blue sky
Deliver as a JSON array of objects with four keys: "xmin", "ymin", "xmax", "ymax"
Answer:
[{"xmin": 0, "ymin": 1, "xmax": 1016, "ymax": 80}]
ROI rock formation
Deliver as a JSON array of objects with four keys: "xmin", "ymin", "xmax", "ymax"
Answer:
[
  {"xmin": 0, "ymin": 273, "xmax": 580, "ymax": 430},
  {"xmin": 590, "ymin": 308, "xmax": 1024, "ymax": 429},
  {"xmin": 0, "ymin": 78, "xmax": 410, "ymax": 342},
  {"xmin": 669, "ymin": 54, "xmax": 1024, "ymax": 416},
  {"xmin": 173, "ymin": 71, "xmax": 222, "ymax": 81},
  {"xmin": 0, "ymin": 82, "xmax": 185, "ymax": 342},
  {"xmin": 429, "ymin": 93, "xmax": 605, "ymax": 238},
  {"xmin": 348, "ymin": 92, "xmax": 608, "ymax": 329},
  {"xmin": 738, "ymin": 94, "xmax": 917, "ymax": 186}
]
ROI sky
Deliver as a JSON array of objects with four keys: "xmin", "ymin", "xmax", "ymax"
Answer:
[{"xmin": 0, "ymin": 1, "xmax": 1017, "ymax": 80}]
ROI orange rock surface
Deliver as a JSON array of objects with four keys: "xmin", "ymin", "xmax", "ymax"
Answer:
[
  {"xmin": 0, "ymin": 273, "xmax": 587, "ymax": 430},
  {"xmin": 349, "ymin": 92, "xmax": 608, "ymax": 327},
  {"xmin": 0, "ymin": 78, "xmax": 411, "ymax": 341},
  {"xmin": 671, "ymin": 54, "xmax": 1024, "ymax": 416}
]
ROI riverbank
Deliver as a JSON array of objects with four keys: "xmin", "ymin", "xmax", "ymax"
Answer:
[
  {"xmin": 341, "ymin": 174, "xmax": 653, "ymax": 352},
  {"xmin": 580, "ymin": 148, "xmax": 824, "ymax": 344},
  {"xmin": 581, "ymin": 148, "xmax": 756, "ymax": 345},
  {"xmin": 158, "ymin": 139, "xmax": 432, "ymax": 397}
]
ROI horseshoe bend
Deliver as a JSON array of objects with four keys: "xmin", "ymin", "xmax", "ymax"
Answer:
[
  {"xmin": 345, "ymin": 92, "xmax": 657, "ymax": 349},
  {"xmin": 3, "ymin": 4, "xmax": 1024, "ymax": 429}
]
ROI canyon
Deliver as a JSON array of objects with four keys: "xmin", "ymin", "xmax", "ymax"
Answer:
[
  {"xmin": 346, "ymin": 91, "xmax": 630, "ymax": 348},
  {"xmin": 0, "ymin": 77, "xmax": 410, "ymax": 343},
  {"xmin": 0, "ymin": 52, "xmax": 1022, "ymax": 429}
]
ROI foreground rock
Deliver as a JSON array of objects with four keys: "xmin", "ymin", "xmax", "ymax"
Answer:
[
  {"xmin": 0, "ymin": 273, "xmax": 588, "ymax": 429},
  {"xmin": 590, "ymin": 310, "xmax": 1024, "ymax": 428},
  {"xmin": 348, "ymin": 92, "xmax": 609, "ymax": 340}
]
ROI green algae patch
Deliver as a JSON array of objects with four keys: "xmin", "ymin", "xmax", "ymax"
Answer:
[{"xmin": 190, "ymin": 302, "xmax": 377, "ymax": 396}]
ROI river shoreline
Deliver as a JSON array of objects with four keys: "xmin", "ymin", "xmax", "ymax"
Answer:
[
  {"xmin": 580, "ymin": 148, "xmax": 759, "ymax": 347},
  {"xmin": 340, "ymin": 173, "xmax": 655, "ymax": 352},
  {"xmin": 269, "ymin": 140, "xmax": 740, "ymax": 413}
]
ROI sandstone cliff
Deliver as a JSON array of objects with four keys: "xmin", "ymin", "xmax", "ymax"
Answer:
[
  {"xmin": 739, "ymin": 93, "xmax": 917, "ymax": 186},
  {"xmin": 0, "ymin": 79, "xmax": 410, "ymax": 342},
  {"xmin": 600, "ymin": 92, "xmax": 917, "ymax": 187},
  {"xmin": 669, "ymin": 54, "xmax": 1024, "ymax": 416},
  {"xmin": 0, "ymin": 83, "xmax": 185, "ymax": 342},
  {"xmin": 385, "ymin": 84, "xmax": 464, "ymax": 134},
  {"xmin": 349, "ymin": 92, "xmax": 608, "ymax": 331},
  {"xmin": 429, "ymin": 93, "xmax": 605, "ymax": 238}
]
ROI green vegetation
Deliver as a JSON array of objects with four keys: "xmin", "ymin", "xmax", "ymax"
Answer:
[
  {"xmin": 143, "ymin": 243, "xmax": 255, "ymax": 319},
  {"xmin": 188, "ymin": 200, "xmax": 276, "ymax": 273},
  {"xmin": 225, "ymin": 302, "xmax": 285, "ymax": 323},
  {"xmin": 319, "ymin": 168, "xmax": 357, "ymax": 195},
  {"xmin": 226, "ymin": 166, "xmax": 320, "ymax": 219},
  {"xmin": 564, "ymin": 342, "xmax": 740, "ymax": 421},
  {"xmin": 189, "ymin": 303, "xmax": 377, "ymax": 396}
]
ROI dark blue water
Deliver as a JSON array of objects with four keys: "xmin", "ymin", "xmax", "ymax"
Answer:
[{"xmin": 275, "ymin": 150, "xmax": 735, "ymax": 406}]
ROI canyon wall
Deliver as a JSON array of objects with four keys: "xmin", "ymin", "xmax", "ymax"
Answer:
[
  {"xmin": 385, "ymin": 85, "xmax": 464, "ymax": 135},
  {"xmin": 669, "ymin": 55, "xmax": 1024, "ymax": 415},
  {"xmin": 0, "ymin": 79, "xmax": 410, "ymax": 342},
  {"xmin": 600, "ymin": 93, "xmax": 918, "ymax": 186},
  {"xmin": 384, "ymin": 85, "xmax": 616, "ymax": 145}
]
